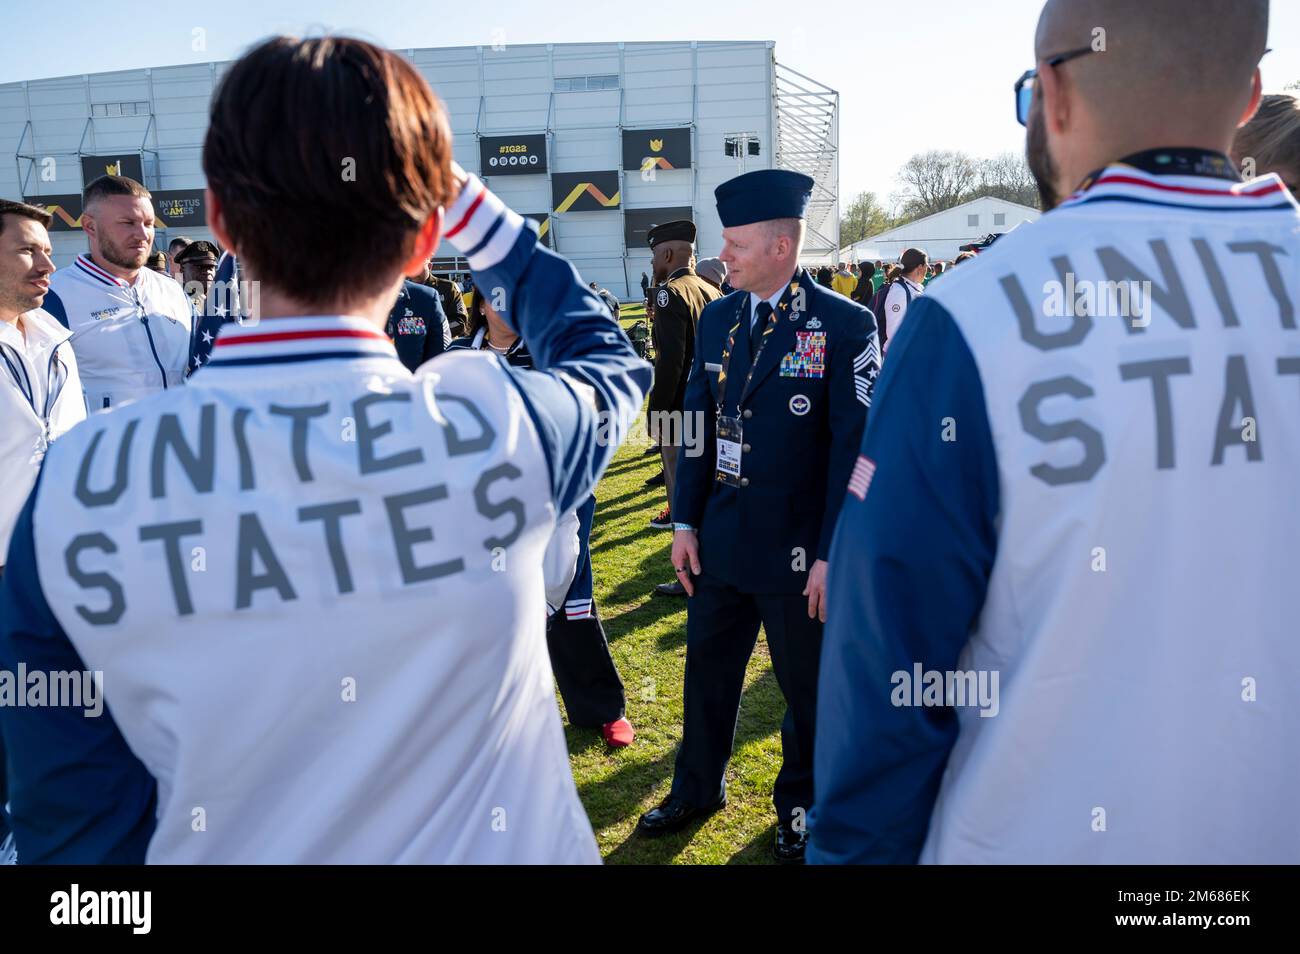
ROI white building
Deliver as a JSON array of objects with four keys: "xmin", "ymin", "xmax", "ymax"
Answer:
[
  {"xmin": 844, "ymin": 196, "xmax": 1040, "ymax": 264},
  {"xmin": 1, "ymin": 41, "xmax": 840, "ymax": 298}
]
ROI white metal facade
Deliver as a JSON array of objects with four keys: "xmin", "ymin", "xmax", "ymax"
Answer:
[{"xmin": 2, "ymin": 40, "xmax": 839, "ymax": 298}]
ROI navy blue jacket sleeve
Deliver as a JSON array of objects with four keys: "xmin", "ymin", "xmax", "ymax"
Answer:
[
  {"xmin": 443, "ymin": 176, "xmax": 652, "ymax": 516},
  {"xmin": 671, "ymin": 297, "xmax": 722, "ymax": 528},
  {"xmin": 42, "ymin": 289, "xmax": 68, "ymax": 328},
  {"xmin": 408, "ymin": 282, "xmax": 451, "ymax": 364},
  {"xmin": 807, "ymin": 297, "xmax": 999, "ymax": 865},
  {"xmin": 0, "ymin": 475, "xmax": 157, "ymax": 864}
]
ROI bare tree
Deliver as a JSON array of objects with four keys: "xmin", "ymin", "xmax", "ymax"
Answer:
[
  {"xmin": 892, "ymin": 150, "xmax": 980, "ymax": 220},
  {"xmin": 976, "ymin": 153, "xmax": 1040, "ymax": 209}
]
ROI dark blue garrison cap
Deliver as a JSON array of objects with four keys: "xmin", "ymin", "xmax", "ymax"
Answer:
[{"xmin": 715, "ymin": 169, "xmax": 815, "ymax": 227}]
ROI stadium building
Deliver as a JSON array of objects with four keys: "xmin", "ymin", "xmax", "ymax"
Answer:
[{"xmin": 0, "ymin": 40, "xmax": 839, "ymax": 297}]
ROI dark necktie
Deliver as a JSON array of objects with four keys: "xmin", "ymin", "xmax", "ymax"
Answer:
[{"xmin": 750, "ymin": 301, "xmax": 773, "ymax": 364}]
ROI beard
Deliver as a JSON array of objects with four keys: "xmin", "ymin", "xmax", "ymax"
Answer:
[
  {"xmin": 1026, "ymin": 97, "xmax": 1061, "ymax": 211},
  {"xmin": 0, "ymin": 283, "xmax": 41, "ymax": 317},
  {"xmin": 98, "ymin": 232, "xmax": 150, "ymax": 271}
]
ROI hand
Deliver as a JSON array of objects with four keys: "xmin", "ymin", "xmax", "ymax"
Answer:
[
  {"xmin": 671, "ymin": 529, "xmax": 702, "ymax": 597},
  {"xmin": 803, "ymin": 559, "xmax": 829, "ymax": 623}
]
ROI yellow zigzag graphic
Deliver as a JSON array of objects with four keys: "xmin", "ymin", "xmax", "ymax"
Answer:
[
  {"xmin": 555, "ymin": 182, "xmax": 621, "ymax": 214},
  {"xmin": 38, "ymin": 203, "xmax": 84, "ymax": 229}
]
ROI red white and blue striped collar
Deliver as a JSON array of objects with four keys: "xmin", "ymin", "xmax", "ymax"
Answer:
[
  {"xmin": 203, "ymin": 316, "xmax": 402, "ymax": 369},
  {"xmin": 1057, "ymin": 164, "xmax": 1298, "ymax": 213},
  {"xmin": 74, "ymin": 253, "xmax": 132, "ymax": 288}
]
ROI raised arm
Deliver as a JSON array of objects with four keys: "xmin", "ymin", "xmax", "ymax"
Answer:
[{"xmin": 441, "ymin": 174, "xmax": 652, "ymax": 514}]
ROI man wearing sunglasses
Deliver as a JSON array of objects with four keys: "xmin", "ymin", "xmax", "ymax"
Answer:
[{"xmin": 811, "ymin": 0, "xmax": 1300, "ymax": 864}]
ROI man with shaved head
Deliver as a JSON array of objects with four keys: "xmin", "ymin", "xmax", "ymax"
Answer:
[
  {"xmin": 1026, "ymin": 0, "xmax": 1270, "ymax": 210},
  {"xmin": 812, "ymin": 0, "xmax": 1300, "ymax": 864}
]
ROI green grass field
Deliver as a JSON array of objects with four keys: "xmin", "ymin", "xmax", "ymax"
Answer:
[{"xmin": 562, "ymin": 432, "xmax": 785, "ymax": 865}]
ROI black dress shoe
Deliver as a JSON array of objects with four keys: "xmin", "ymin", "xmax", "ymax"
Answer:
[
  {"xmin": 637, "ymin": 794, "xmax": 725, "ymax": 836},
  {"xmin": 653, "ymin": 580, "xmax": 687, "ymax": 597},
  {"xmin": 644, "ymin": 471, "xmax": 666, "ymax": 487},
  {"xmin": 772, "ymin": 825, "xmax": 808, "ymax": 864}
]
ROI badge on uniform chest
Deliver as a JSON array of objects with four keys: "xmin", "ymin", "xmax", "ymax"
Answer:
[
  {"xmin": 715, "ymin": 415, "xmax": 744, "ymax": 486},
  {"xmin": 396, "ymin": 311, "xmax": 426, "ymax": 336},
  {"xmin": 780, "ymin": 330, "xmax": 827, "ymax": 378}
]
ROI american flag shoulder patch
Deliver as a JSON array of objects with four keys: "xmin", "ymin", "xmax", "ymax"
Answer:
[{"xmin": 847, "ymin": 455, "xmax": 877, "ymax": 501}]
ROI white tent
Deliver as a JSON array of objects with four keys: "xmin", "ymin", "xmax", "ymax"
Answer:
[{"xmin": 842, "ymin": 195, "xmax": 1040, "ymax": 263}]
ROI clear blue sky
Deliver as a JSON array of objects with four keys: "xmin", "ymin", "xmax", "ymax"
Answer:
[{"xmin": 3, "ymin": 0, "xmax": 1297, "ymax": 206}]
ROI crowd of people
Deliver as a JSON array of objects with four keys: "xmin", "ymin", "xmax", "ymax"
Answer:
[{"xmin": 0, "ymin": 0, "xmax": 1298, "ymax": 866}]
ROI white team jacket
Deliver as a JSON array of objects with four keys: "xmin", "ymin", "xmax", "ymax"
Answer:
[
  {"xmin": 920, "ymin": 166, "xmax": 1300, "ymax": 863},
  {"xmin": 44, "ymin": 254, "xmax": 192, "ymax": 412},
  {"xmin": 882, "ymin": 277, "xmax": 923, "ymax": 351},
  {"xmin": 0, "ymin": 308, "xmax": 86, "ymax": 563},
  {"xmin": 6, "ymin": 177, "xmax": 651, "ymax": 864}
]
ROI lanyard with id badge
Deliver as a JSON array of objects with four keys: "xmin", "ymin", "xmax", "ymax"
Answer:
[{"xmin": 714, "ymin": 297, "xmax": 778, "ymax": 487}]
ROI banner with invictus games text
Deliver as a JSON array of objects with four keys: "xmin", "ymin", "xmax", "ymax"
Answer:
[{"xmin": 153, "ymin": 190, "xmax": 207, "ymax": 229}]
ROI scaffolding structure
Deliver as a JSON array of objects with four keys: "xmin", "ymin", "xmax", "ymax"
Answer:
[{"xmin": 773, "ymin": 62, "xmax": 839, "ymax": 263}]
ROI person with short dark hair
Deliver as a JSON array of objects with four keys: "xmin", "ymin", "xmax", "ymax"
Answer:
[
  {"xmin": 0, "ymin": 34, "xmax": 649, "ymax": 865},
  {"xmin": 0, "ymin": 199, "xmax": 86, "ymax": 866},
  {"xmin": 42, "ymin": 175, "xmax": 192, "ymax": 410},
  {"xmin": 166, "ymin": 235, "xmax": 191, "ymax": 282}
]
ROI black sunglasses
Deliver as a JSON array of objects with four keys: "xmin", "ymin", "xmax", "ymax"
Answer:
[
  {"xmin": 1017, "ymin": 47, "xmax": 1275, "ymax": 126},
  {"xmin": 1014, "ymin": 46, "xmax": 1098, "ymax": 126}
]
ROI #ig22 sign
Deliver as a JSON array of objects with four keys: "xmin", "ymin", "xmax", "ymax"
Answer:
[{"xmin": 480, "ymin": 134, "xmax": 548, "ymax": 176}]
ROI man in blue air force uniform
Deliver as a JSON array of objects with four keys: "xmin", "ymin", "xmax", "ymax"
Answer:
[{"xmin": 636, "ymin": 169, "xmax": 880, "ymax": 863}]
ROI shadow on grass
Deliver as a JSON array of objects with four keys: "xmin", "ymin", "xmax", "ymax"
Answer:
[
  {"xmin": 591, "ymin": 524, "xmax": 670, "ymax": 555},
  {"xmin": 593, "ymin": 499, "xmax": 667, "ymax": 526},
  {"xmin": 726, "ymin": 823, "xmax": 779, "ymax": 865},
  {"xmin": 594, "ymin": 486, "xmax": 659, "ymax": 515},
  {"xmin": 577, "ymin": 664, "xmax": 782, "ymax": 859},
  {"xmin": 599, "ymin": 539, "xmax": 668, "ymax": 595},
  {"xmin": 603, "ymin": 451, "xmax": 659, "ymax": 476}
]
